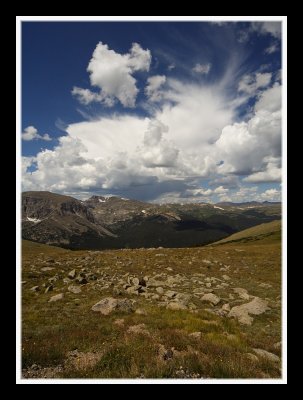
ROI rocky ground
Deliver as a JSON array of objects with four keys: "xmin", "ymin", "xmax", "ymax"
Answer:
[{"xmin": 21, "ymin": 238, "xmax": 282, "ymax": 379}]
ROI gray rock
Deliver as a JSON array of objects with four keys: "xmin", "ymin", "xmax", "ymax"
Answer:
[
  {"xmin": 228, "ymin": 297, "xmax": 270, "ymax": 325},
  {"xmin": 76, "ymin": 277, "xmax": 88, "ymax": 285},
  {"xmin": 221, "ymin": 303, "xmax": 231, "ymax": 312},
  {"xmin": 233, "ymin": 287, "xmax": 250, "ymax": 300},
  {"xmin": 68, "ymin": 285, "xmax": 82, "ymax": 294},
  {"xmin": 68, "ymin": 269, "xmax": 76, "ymax": 279},
  {"xmin": 91, "ymin": 297, "xmax": 134, "ymax": 315},
  {"xmin": 30, "ymin": 286, "xmax": 39, "ymax": 292},
  {"xmin": 189, "ymin": 332, "xmax": 202, "ymax": 339},
  {"xmin": 205, "ymin": 283, "xmax": 212, "ymax": 288},
  {"xmin": 132, "ymin": 277, "xmax": 140, "ymax": 286},
  {"xmin": 44, "ymin": 285, "xmax": 53, "ymax": 293},
  {"xmin": 246, "ymin": 353, "xmax": 259, "ymax": 362},
  {"xmin": 222, "ymin": 275, "xmax": 231, "ymax": 281},
  {"xmin": 165, "ymin": 290, "xmax": 177, "ymax": 299},
  {"xmin": 274, "ymin": 341, "xmax": 282, "ymax": 350},
  {"xmin": 166, "ymin": 302, "xmax": 187, "ymax": 310},
  {"xmin": 253, "ymin": 348, "xmax": 280, "ymax": 363},
  {"xmin": 259, "ymin": 283, "xmax": 272, "ymax": 289},
  {"xmin": 156, "ymin": 287, "xmax": 164, "ymax": 295},
  {"xmin": 201, "ymin": 293, "xmax": 221, "ymax": 305},
  {"xmin": 135, "ymin": 308, "xmax": 147, "ymax": 315},
  {"xmin": 41, "ymin": 267, "xmax": 54, "ymax": 272},
  {"xmin": 48, "ymin": 293, "xmax": 64, "ymax": 302}
]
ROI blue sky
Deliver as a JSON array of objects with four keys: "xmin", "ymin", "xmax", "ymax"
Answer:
[{"xmin": 22, "ymin": 20, "xmax": 282, "ymax": 203}]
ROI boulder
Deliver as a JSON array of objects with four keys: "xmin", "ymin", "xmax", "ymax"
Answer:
[
  {"xmin": 68, "ymin": 269, "xmax": 76, "ymax": 279},
  {"xmin": 166, "ymin": 302, "xmax": 187, "ymax": 310},
  {"xmin": 48, "ymin": 293, "xmax": 64, "ymax": 302},
  {"xmin": 201, "ymin": 293, "xmax": 220, "ymax": 305},
  {"xmin": 233, "ymin": 287, "xmax": 250, "ymax": 300},
  {"xmin": 228, "ymin": 297, "xmax": 270, "ymax": 325},
  {"xmin": 91, "ymin": 297, "xmax": 134, "ymax": 315},
  {"xmin": 68, "ymin": 285, "xmax": 82, "ymax": 294},
  {"xmin": 253, "ymin": 348, "xmax": 280, "ymax": 363}
]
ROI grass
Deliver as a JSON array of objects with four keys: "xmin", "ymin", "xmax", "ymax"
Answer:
[{"xmin": 21, "ymin": 232, "xmax": 282, "ymax": 379}]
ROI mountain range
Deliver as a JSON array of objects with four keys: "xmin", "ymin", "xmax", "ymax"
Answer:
[{"xmin": 22, "ymin": 191, "xmax": 281, "ymax": 250}]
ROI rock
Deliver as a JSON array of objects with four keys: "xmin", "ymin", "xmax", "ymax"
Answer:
[
  {"xmin": 189, "ymin": 332, "xmax": 202, "ymax": 339},
  {"xmin": 76, "ymin": 277, "xmax": 88, "ymax": 285},
  {"xmin": 146, "ymin": 279, "xmax": 164, "ymax": 288},
  {"xmin": 68, "ymin": 285, "xmax": 82, "ymax": 294},
  {"xmin": 274, "ymin": 341, "xmax": 282, "ymax": 350},
  {"xmin": 259, "ymin": 283, "xmax": 272, "ymax": 289},
  {"xmin": 202, "ymin": 259, "xmax": 212, "ymax": 264},
  {"xmin": 41, "ymin": 267, "xmax": 54, "ymax": 272},
  {"xmin": 158, "ymin": 345, "xmax": 174, "ymax": 361},
  {"xmin": 68, "ymin": 269, "xmax": 76, "ymax": 279},
  {"xmin": 222, "ymin": 275, "xmax": 231, "ymax": 281},
  {"xmin": 113, "ymin": 287, "xmax": 122, "ymax": 296},
  {"xmin": 166, "ymin": 302, "xmax": 187, "ymax": 310},
  {"xmin": 156, "ymin": 287, "xmax": 164, "ymax": 295},
  {"xmin": 221, "ymin": 303, "xmax": 231, "ymax": 312},
  {"xmin": 151, "ymin": 294, "xmax": 160, "ymax": 300},
  {"xmin": 113, "ymin": 318, "xmax": 125, "ymax": 326},
  {"xmin": 127, "ymin": 324, "xmax": 149, "ymax": 335},
  {"xmin": 48, "ymin": 293, "xmax": 64, "ymax": 302},
  {"xmin": 233, "ymin": 287, "xmax": 250, "ymax": 300},
  {"xmin": 44, "ymin": 285, "xmax": 53, "ymax": 293},
  {"xmin": 245, "ymin": 353, "xmax": 259, "ymax": 362},
  {"xmin": 228, "ymin": 297, "xmax": 270, "ymax": 325},
  {"xmin": 135, "ymin": 308, "xmax": 147, "ymax": 315},
  {"xmin": 205, "ymin": 283, "xmax": 212, "ymax": 288},
  {"xmin": 165, "ymin": 290, "xmax": 177, "ymax": 299},
  {"xmin": 91, "ymin": 297, "xmax": 134, "ymax": 315},
  {"xmin": 166, "ymin": 267, "xmax": 173, "ymax": 272},
  {"xmin": 30, "ymin": 286, "xmax": 39, "ymax": 292},
  {"xmin": 201, "ymin": 293, "xmax": 220, "ymax": 305},
  {"xmin": 132, "ymin": 277, "xmax": 140, "ymax": 286},
  {"xmin": 253, "ymin": 349, "xmax": 280, "ymax": 363}
]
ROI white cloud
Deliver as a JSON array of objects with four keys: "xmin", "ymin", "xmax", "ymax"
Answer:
[
  {"xmin": 265, "ymin": 42, "xmax": 279, "ymax": 54},
  {"xmin": 193, "ymin": 63, "xmax": 211, "ymax": 74},
  {"xmin": 260, "ymin": 188, "xmax": 281, "ymax": 201},
  {"xmin": 72, "ymin": 42, "xmax": 151, "ymax": 108},
  {"xmin": 22, "ymin": 126, "xmax": 51, "ymax": 141},
  {"xmin": 243, "ymin": 157, "xmax": 281, "ymax": 183},
  {"xmin": 238, "ymin": 72, "xmax": 272, "ymax": 95},
  {"xmin": 254, "ymin": 83, "xmax": 281, "ymax": 112},
  {"xmin": 145, "ymin": 75, "xmax": 166, "ymax": 102},
  {"xmin": 214, "ymin": 186, "xmax": 228, "ymax": 195},
  {"xmin": 184, "ymin": 188, "xmax": 213, "ymax": 197},
  {"xmin": 252, "ymin": 22, "xmax": 282, "ymax": 39}
]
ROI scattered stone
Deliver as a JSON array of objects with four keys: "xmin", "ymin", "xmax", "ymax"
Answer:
[
  {"xmin": 113, "ymin": 287, "xmax": 122, "ymax": 296},
  {"xmin": 221, "ymin": 303, "xmax": 231, "ymax": 313},
  {"xmin": 253, "ymin": 349, "xmax": 280, "ymax": 363},
  {"xmin": 189, "ymin": 332, "xmax": 202, "ymax": 339},
  {"xmin": 127, "ymin": 324, "xmax": 149, "ymax": 335},
  {"xmin": 165, "ymin": 290, "xmax": 177, "ymax": 299},
  {"xmin": 113, "ymin": 318, "xmax": 125, "ymax": 326},
  {"xmin": 245, "ymin": 353, "xmax": 259, "ymax": 362},
  {"xmin": 76, "ymin": 277, "xmax": 88, "ymax": 285},
  {"xmin": 91, "ymin": 297, "xmax": 134, "ymax": 315},
  {"xmin": 68, "ymin": 285, "xmax": 82, "ymax": 294},
  {"xmin": 68, "ymin": 269, "xmax": 76, "ymax": 279},
  {"xmin": 259, "ymin": 283, "xmax": 272, "ymax": 289},
  {"xmin": 233, "ymin": 287, "xmax": 250, "ymax": 300},
  {"xmin": 49, "ymin": 293, "xmax": 64, "ymax": 302},
  {"xmin": 151, "ymin": 294, "xmax": 160, "ymax": 300},
  {"xmin": 202, "ymin": 259, "xmax": 212, "ymax": 264},
  {"xmin": 201, "ymin": 293, "xmax": 220, "ymax": 305},
  {"xmin": 135, "ymin": 308, "xmax": 147, "ymax": 316},
  {"xmin": 41, "ymin": 267, "xmax": 54, "ymax": 272},
  {"xmin": 228, "ymin": 297, "xmax": 270, "ymax": 325},
  {"xmin": 166, "ymin": 267, "xmax": 173, "ymax": 272},
  {"xmin": 65, "ymin": 350, "xmax": 101, "ymax": 370},
  {"xmin": 156, "ymin": 287, "xmax": 164, "ymax": 295},
  {"xmin": 132, "ymin": 277, "xmax": 140, "ymax": 286},
  {"xmin": 158, "ymin": 345, "xmax": 174, "ymax": 361},
  {"xmin": 222, "ymin": 275, "xmax": 231, "ymax": 281},
  {"xmin": 44, "ymin": 285, "xmax": 53, "ymax": 293},
  {"xmin": 274, "ymin": 341, "xmax": 282, "ymax": 350},
  {"xmin": 30, "ymin": 286, "xmax": 39, "ymax": 292}
]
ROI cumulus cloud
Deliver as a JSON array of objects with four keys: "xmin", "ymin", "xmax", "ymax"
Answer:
[
  {"xmin": 252, "ymin": 22, "xmax": 282, "ymax": 39},
  {"xmin": 193, "ymin": 63, "xmax": 211, "ymax": 74},
  {"xmin": 145, "ymin": 75, "xmax": 166, "ymax": 102},
  {"xmin": 243, "ymin": 157, "xmax": 281, "ymax": 183},
  {"xmin": 260, "ymin": 188, "xmax": 281, "ymax": 201},
  {"xmin": 238, "ymin": 72, "xmax": 272, "ymax": 95},
  {"xmin": 22, "ymin": 126, "xmax": 51, "ymax": 141},
  {"xmin": 72, "ymin": 42, "xmax": 151, "ymax": 108}
]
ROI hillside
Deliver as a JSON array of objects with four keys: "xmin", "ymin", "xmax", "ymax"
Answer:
[
  {"xmin": 212, "ymin": 220, "xmax": 281, "ymax": 245},
  {"xmin": 22, "ymin": 235, "xmax": 282, "ymax": 379},
  {"xmin": 22, "ymin": 191, "xmax": 281, "ymax": 250}
]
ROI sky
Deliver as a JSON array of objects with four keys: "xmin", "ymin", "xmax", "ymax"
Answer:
[{"xmin": 21, "ymin": 20, "xmax": 283, "ymax": 203}]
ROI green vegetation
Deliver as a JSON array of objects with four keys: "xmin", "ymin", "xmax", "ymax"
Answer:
[{"xmin": 21, "ymin": 228, "xmax": 282, "ymax": 379}]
